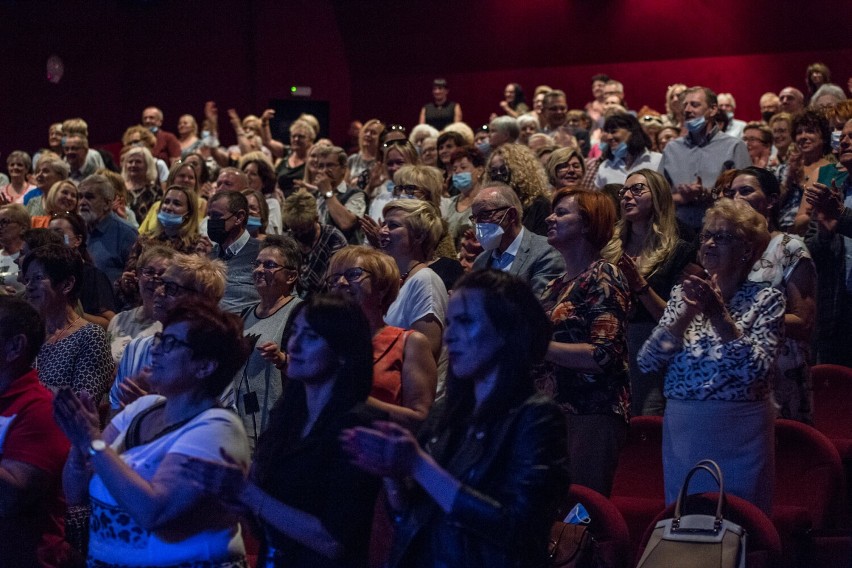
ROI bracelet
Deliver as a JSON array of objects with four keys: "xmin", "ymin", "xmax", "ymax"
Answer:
[{"xmin": 634, "ymin": 282, "xmax": 650, "ymax": 295}]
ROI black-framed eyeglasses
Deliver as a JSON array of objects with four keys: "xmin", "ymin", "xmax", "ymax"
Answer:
[
  {"xmin": 158, "ymin": 279, "xmax": 197, "ymax": 297},
  {"xmin": 392, "ymin": 184, "xmax": 423, "ymax": 198},
  {"xmin": 152, "ymin": 332, "xmax": 193, "ymax": 354},
  {"xmin": 619, "ymin": 183, "xmax": 649, "ymax": 200},
  {"xmin": 252, "ymin": 259, "xmax": 293, "ymax": 271},
  {"xmin": 325, "ymin": 267, "xmax": 372, "ymax": 288},
  {"xmin": 698, "ymin": 231, "xmax": 741, "ymax": 246},
  {"xmin": 469, "ymin": 206, "xmax": 510, "ymax": 224},
  {"xmin": 489, "ymin": 165, "xmax": 510, "ymax": 182}
]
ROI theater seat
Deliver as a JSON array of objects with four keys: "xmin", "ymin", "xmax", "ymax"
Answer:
[
  {"xmin": 636, "ymin": 492, "xmax": 782, "ymax": 568},
  {"xmin": 566, "ymin": 484, "xmax": 632, "ymax": 568},
  {"xmin": 610, "ymin": 416, "xmax": 666, "ymax": 554}
]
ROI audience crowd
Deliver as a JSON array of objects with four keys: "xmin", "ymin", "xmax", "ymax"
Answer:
[{"xmin": 1, "ymin": 64, "xmax": 852, "ymax": 567}]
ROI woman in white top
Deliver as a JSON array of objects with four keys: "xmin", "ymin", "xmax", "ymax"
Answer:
[
  {"xmin": 595, "ymin": 112, "xmax": 663, "ymax": 189},
  {"xmin": 54, "ymin": 301, "xmax": 251, "ymax": 567}
]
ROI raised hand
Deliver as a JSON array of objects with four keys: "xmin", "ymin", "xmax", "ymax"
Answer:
[
  {"xmin": 340, "ymin": 421, "xmax": 420, "ymax": 479},
  {"xmin": 53, "ymin": 388, "xmax": 101, "ymax": 453},
  {"xmin": 359, "ymin": 215, "xmax": 381, "ymax": 248}
]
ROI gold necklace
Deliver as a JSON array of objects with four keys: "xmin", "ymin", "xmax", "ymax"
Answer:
[{"xmin": 51, "ymin": 316, "xmax": 81, "ymax": 343}]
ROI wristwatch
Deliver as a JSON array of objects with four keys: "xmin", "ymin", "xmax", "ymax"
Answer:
[
  {"xmin": 88, "ymin": 439, "xmax": 107, "ymax": 457},
  {"xmin": 324, "ymin": 190, "xmax": 334, "ymax": 199}
]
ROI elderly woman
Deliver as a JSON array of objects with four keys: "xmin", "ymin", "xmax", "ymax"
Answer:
[
  {"xmin": 518, "ymin": 113, "xmax": 540, "ymax": 146},
  {"xmin": 327, "ymin": 245, "xmax": 436, "ymax": 428},
  {"xmin": 233, "ymin": 236, "xmax": 303, "ymax": 450},
  {"xmin": 444, "ymin": 146, "xmax": 486, "ymax": 242},
  {"xmin": 408, "ymin": 124, "xmax": 439, "ymax": 153},
  {"xmin": 723, "ymin": 167, "xmax": 817, "ymax": 423},
  {"xmin": 122, "ymin": 146, "xmax": 162, "ymax": 224},
  {"xmin": 1, "ymin": 151, "xmax": 36, "ymax": 204},
  {"xmin": 347, "ymin": 118, "xmax": 384, "ymax": 185},
  {"xmin": 341, "ymin": 270, "xmax": 569, "ymax": 568},
  {"xmin": 49, "ymin": 211, "xmax": 117, "ymax": 328},
  {"xmin": 241, "ymin": 152, "xmax": 282, "ymax": 234},
  {"xmin": 380, "ymin": 200, "xmax": 448, "ymax": 368},
  {"xmin": 23, "ymin": 244, "xmax": 114, "ymax": 402},
  {"xmin": 546, "ymin": 147, "xmax": 586, "ymax": 192},
  {"xmin": 106, "ymin": 245, "xmax": 174, "ymax": 364},
  {"xmin": 534, "ymin": 189, "xmax": 630, "ymax": 497},
  {"xmin": 176, "ymin": 114, "xmax": 202, "ymax": 157},
  {"xmin": 0, "ymin": 203, "xmax": 29, "ymax": 295},
  {"xmin": 25, "ymin": 156, "xmax": 70, "ymax": 219},
  {"xmin": 638, "ymin": 199, "xmax": 784, "ymax": 513},
  {"xmin": 274, "ymin": 119, "xmax": 316, "ymax": 196},
  {"xmin": 595, "ymin": 113, "xmax": 663, "ymax": 188},
  {"xmin": 602, "ymin": 170, "xmax": 697, "ymax": 415},
  {"xmin": 121, "ymin": 125, "xmax": 169, "ymax": 183},
  {"xmin": 186, "ymin": 294, "xmax": 383, "ymax": 568},
  {"xmin": 54, "ymin": 301, "xmax": 251, "ymax": 566},
  {"xmin": 485, "ymin": 143, "xmax": 551, "ymax": 235},
  {"xmin": 419, "ymin": 136, "xmax": 439, "ymax": 168}
]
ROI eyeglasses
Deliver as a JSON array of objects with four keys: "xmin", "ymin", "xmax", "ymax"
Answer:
[
  {"xmin": 698, "ymin": 231, "xmax": 741, "ymax": 246},
  {"xmin": 489, "ymin": 165, "xmax": 510, "ymax": 181},
  {"xmin": 392, "ymin": 184, "xmax": 424, "ymax": 198},
  {"xmin": 158, "ymin": 279, "xmax": 197, "ymax": 297},
  {"xmin": 152, "ymin": 332, "xmax": 193, "ymax": 354},
  {"xmin": 469, "ymin": 206, "xmax": 510, "ymax": 224},
  {"xmin": 252, "ymin": 259, "xmax": 293, "ymax": 271},
  {"xmin": 619, "ymin": 183, "xmax": 649, "ymax": 200},
  {"xmin": 139, "ymin": 267, "xmax": 165, "ymax": 281},
  {"xmin": 325, "ymin": 267, "xmax": 372, "ymax": 288}
]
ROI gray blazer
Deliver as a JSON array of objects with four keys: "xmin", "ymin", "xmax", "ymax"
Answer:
[{"xmin": 472, "ymin": 229, "xmax": 565, "ymax": 296}]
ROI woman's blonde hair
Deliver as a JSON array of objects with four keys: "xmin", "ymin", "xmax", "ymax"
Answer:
[
  {"xmin": 393, "ymin": 165, "xmax": 444, "ymax": 210},
  {"xmin": 488, "ymin": 143, "xmax": 549, "ymax": 207},
  {"xmin": 122, "ymin": 146, "xmax": 158, "ymax": 185},
  {"xmin": 703, "ymin": 198, "xmax": 770, "ymax": 267},
  {"xmin": 602, "ymin": 169, "xmax": 681, "ymax": 277},
  {"xmin": 169, "ymin": 253, "xmax": 227, "ymax": 302},
  {"xmin": 152, "ymin": 185, "xmax": 200, "ymax": 249},
  {"xmin": 326, "ymin": 245, "xmax": 401, "ymax": 315},
  {"xmin": 44, "ymin": 180, "xmax": 78, "ymax": 215},
  {"xmin": 383, "ymin": 199, "xmax": 444, "ymax": 260}
]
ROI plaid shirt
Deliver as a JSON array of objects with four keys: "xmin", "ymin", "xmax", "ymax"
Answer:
[
  {"xmin": 299, "ymin": 223, "xmax": 347, "ymax": 296},
  {"xmin": 581, "ymin": 157, "xmax": 603, "ymax": 191}
]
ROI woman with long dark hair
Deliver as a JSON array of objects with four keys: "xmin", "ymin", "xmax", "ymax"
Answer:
[{"xmin": 594, "ymin": 112, "xmax": 662, "ymax": 188}]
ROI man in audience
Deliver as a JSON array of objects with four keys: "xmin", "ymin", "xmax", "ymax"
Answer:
[
  {"xmin": 281, "ymin": 191, "xmax": 346, "ymax": 296},
  {"xmin": 214, "ymin": 167, "xmax": 249, "ymax": 194},
  {"xmin": 759, "ymin": 92, "xmax": 782, "ymax": 123},
  {"xmin": 63, "ymin": 134, "xmax": 98, "ymax": 183},
  {"xmin": 660, "ymin": 86, "xmax": 751, "ymax": 231},
  {"xmin": 542, "ymin": 90, "xmax": 569, "ymax": 134},
  {"xmin": 78, "ymin": 174, "xmax": 138, "ymax": 283},
  {"xmin": 779, "ymin": 87, "xmax": 806, "ymax": 115},
  {"xmin": 142, "ymin": 106, "xmax": 181, "ymax": 165},
  {"xmin": 717, "ymin": 93, "xmax": 747, "ymax": 138},
  {"xmin": 0, "ymin": 296, "xmax": 71, "ymax": 566},
  {"xmin": 206, "ymin": 190, "xmax": 260, "ymax": 313},
  {"xmin": 313, "ymin": 145, "xmax": 365, "ymax": 244},
  {"xmin": 603, "ymin": 80, "xmax": 627, "ymax": 109},
  {"xmin": 470, "ymin": 183, "xmax": 564, "ymax": 295},
  {"xmin": 488, "ymin": 116, "xmax": 520, "ymax": 149}
]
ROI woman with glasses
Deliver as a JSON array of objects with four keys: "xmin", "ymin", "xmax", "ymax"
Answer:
[
  {"xmin": 485, "ymin": 143, "xmax": 551, "ymax": 235},
  {"xmin": 54, "ymin": 301, "xmax": 252, "ymax": 567},
  {"xmin": 602, "ymin": 170, "xmax": 697, "ymax": 415},
  {"xmin": 49, "ymin": 211, "xmax": 118, "ymax": 328},
  {"xmin": 365, "ymin": 139, "xmax": 420, "ymax": 225},
  {"xmin": 638, "ymin": 199, "xmax": 784, "ymax": 514},
  {"xmin": 545, "ymin": 147, "xmax": 587, "ymax": 192},
  {"xmin": 326, "ymin": 245, "xmax": 436, "ymax": 428},
  {"xmin": 184, "ymin": 294, "xmax": 382, "ymax": 568},
  {"xmin": 725, "ymin": 167, "xmax": 816, "ymax": 423},
  {"xmin": 106, "ymin": 246, "xmax": 175, "ymax": 365},
  {"xmin": 594, "ymin": 113, "xmax": 662, "ymax": 188},
  {"xmin": 22, "ymin": 244, "xmax": 114, "ymax": 403},
  {"xmin": 233, "ymin": 236, "xmax": 303, "ymax": 451},
  {"xmin": 534, "ymin": 189, "xmax": 630, "ymax": 497}
]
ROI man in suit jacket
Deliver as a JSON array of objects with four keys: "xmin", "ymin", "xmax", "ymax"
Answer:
[
  {"xmin": 471, "ymin": 183, "xmax": 564, "ymax": 296},
  {"xmin": 206, "ymin": 190, "xmax": 260, "ymax": 314}
]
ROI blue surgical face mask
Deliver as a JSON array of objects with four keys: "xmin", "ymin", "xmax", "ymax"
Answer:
[
  {"xmin": 831, "ymin": 130, "xmax": 842, "ymax": 151},
  {"xmin": 157, "ymin": 211, "xmax": 185, "ymax": 228},
  {"xmin": 598, "ymin": 141, "xmax": 608, "ymax": 152},
  {"xmin": 148, "ymin": 126, "xmax": 159, "ymax": 134},
  {"xmin": 686, "ymin": 116, "xmax": 706, "ymax": 134},
  {"xmin": 452, "ymin": 172, "xmax": 473, "ymax": 191},
  {"xmin": 247, "ymin": 216, "xmax": 262, "ymax": 229},
  {"xmin": 612, "ymin": 142, "xmax": 629, "ymax": 162},
  {"xmin": 476, "ymin": 141, "xmax": 491, "ymax": 156},
  {"xmin": 475, "ymin": 222, "xmax": 504, "ymax": 251}
]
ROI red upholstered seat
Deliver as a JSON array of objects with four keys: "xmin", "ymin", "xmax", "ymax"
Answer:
[
  {"xmin": 610, "ymin": 416, "xmax": 666, "ymax": 555},
  {"xmin": 566, "ymin": 484, "xmax": 632, "ymax": 568},
  {"xmin": 637, "ymin": 492, "xmax": 782, "ymax": 568}
]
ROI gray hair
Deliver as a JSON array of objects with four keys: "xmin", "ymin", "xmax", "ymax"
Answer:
[
  {"xmin": 79, "ymin": 174, "xmax": 115, "ymax": 201},
  {"xmin": 489, "ymin": 116, "xmax": 520, "ymax": 141},
  {"xmin": 477, "ymin": 182, "xmax": 522, "ymax": 222}
]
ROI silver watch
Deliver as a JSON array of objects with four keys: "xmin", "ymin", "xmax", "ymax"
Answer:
[{"xmin": 88, "ymin": 439, "xmax": 107, "ymax": 457}]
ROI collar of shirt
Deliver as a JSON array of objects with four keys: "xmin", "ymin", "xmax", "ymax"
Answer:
[
  {"xmin": 225, "ymin": 228, "xmax": 251, "ymax": 257},
  {"xmin": 491, "ymin": 227, "xmax": 525, "ymax": 263},
  {"xmin": 686, "ymin": 126, "xmax": 719, "ymax": 148}
]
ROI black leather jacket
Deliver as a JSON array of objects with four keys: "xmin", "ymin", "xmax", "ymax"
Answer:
[{"xmin": 389, "ymin": 393, "xmax": 570, "ymax": 568}]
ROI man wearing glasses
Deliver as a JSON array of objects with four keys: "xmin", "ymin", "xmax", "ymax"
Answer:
[
  {"xmin": 108, "ymin": 253, "xmax": 227, "ymax": 415},
  {"xmin": 77, "ymin": 174, "xmax": 138, "ymax": 284},
  {"xmin": 313, "ymin": 145, "xmax": 365, "ymax": 245},
  {"xmin": 470, "ymin": 183, "xmax": 564, "ymax": 296}
]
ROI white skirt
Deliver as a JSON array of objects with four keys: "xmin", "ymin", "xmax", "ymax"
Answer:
[{"xmin": 663, "ymin": 398, "xmax": 775, "ymax": 514}]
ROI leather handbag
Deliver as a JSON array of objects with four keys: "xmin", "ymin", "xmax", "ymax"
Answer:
[
  {"xmin": 635, "ymin": 459, "xmax": 746, "ymax": 568},
  {"xmin": 548, "ymin": 521, "xmax": 594, "ymax": 567}
]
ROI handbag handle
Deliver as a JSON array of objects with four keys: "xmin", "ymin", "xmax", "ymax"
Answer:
[{"xmin": 672, "ymin": 459, "xmax": 725, "ymax": 529}]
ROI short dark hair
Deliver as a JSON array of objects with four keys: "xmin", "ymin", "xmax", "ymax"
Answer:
[
  {"xmin": 241, "ymin": 158, "xmax": 277, "ymax": 195},
  {"xmin": 437, "ymin": 131, "xmax": 466, "ymax": 150},
  {"xmin": 162, "ymin": 301, "xmax": 250, "ymax": 399},
  {"xmin": 0, "ymin": 295, "xmax": 45, "ymax": 364},
  {"xmin": 49, "ymin": 211, "xmax": 92, "ymax": 264},
  {"xmin": 22, "ymin": 228, "xmax": 63, "ymax": 251},
  {"xmin": 259, "ymin": 234, "xmax": 302, "ymax": 272},
  {"xmin": 21, "ymin": 244, "xmax": 84, "ymax": 302},
  {"xmin": 591, "ymin": 74, "xmax": 610, "ymax": 84},
  {"xmin": 209, "ymin": 190, "xmax": 249, "ymax": 216},
  {"xmin": 449, "ymin": 145, "xmax": 486, "ymax": 168},
  {"xmin": 791, "ymin": 109, "xmax": 832, "ymax": 156}
]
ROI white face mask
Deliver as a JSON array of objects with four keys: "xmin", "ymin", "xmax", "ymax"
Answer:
[{"xmin": 475, "ymin": 222, "xmax": 505, "ymax": 251}]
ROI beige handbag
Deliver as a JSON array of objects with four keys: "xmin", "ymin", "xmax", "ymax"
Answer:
[{"xmin": 635, "ymin": 459, "xmax": 746, "ymax": 568}]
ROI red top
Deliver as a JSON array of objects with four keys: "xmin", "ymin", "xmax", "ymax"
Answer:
[{"xmin": 371, "ymin": 326, "xmax": 412, "ymax": 405}]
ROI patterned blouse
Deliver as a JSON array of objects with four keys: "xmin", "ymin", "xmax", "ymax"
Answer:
[
  {"xmin": 637, "ymin": 281, "xmax": 785, "ymax": 402},
  {"xmin": 35, "ymin": 323, "xmax": 115, "ymax": 404},
  {"xmin": 533, "ymin": 259, "xmax": 631, "ymax": 420}
]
